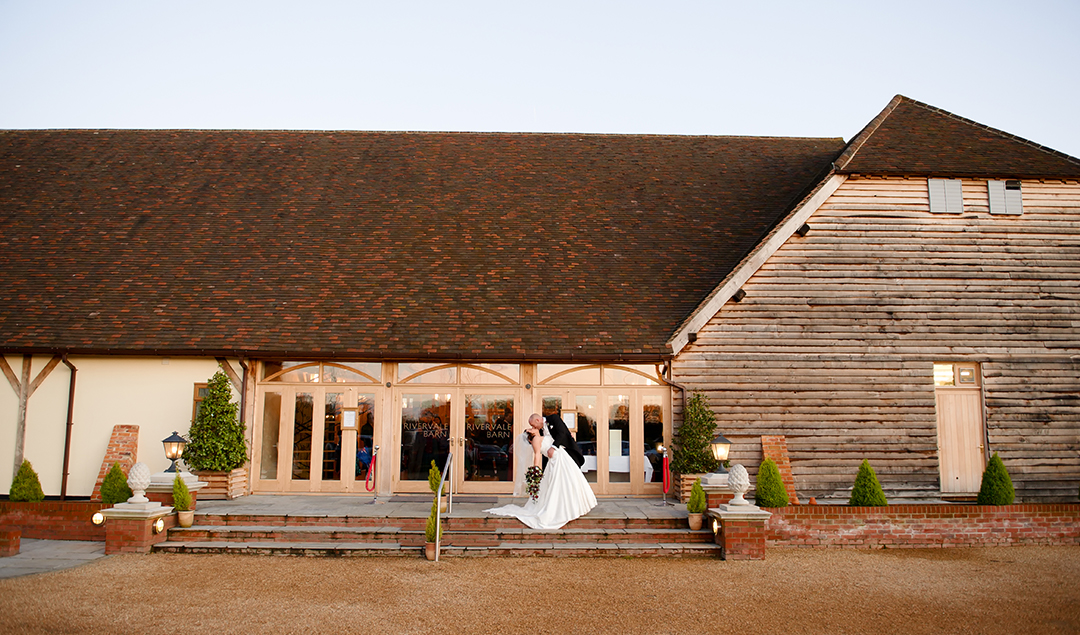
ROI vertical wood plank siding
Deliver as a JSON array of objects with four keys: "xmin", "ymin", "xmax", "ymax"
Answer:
[{"xmin": 672, "ymin": 177, "xmax": 1080, "ymax": 502}]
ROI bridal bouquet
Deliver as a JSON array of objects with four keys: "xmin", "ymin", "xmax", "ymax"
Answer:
[{"xmin": 525, "ymin": 466, "xmax": 542, "ymax": 501}]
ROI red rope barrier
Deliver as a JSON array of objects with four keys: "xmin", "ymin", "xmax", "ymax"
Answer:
[{"xmin": 365, "ymin": 455, "xmax": 377, "ymax": 492}]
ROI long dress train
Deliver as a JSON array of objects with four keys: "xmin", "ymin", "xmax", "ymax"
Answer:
[{"xmin": 484, "ymin": 433, "xmax": 597, "ymax": 530}]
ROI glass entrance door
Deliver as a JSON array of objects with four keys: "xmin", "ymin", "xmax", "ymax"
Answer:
[
  {"xmin": 255, "ymin": 386, "xmax": 364, "ymax": 493},
  {"xmin": 396, "ymin": 388, "xmax": 518, "ymax": 493},
  {"xmin": 539, "ymin": 387, "xmax": 668, "ymax": 496}
]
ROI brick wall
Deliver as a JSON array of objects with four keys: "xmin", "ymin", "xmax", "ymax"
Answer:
[
  {"xmin": 104, "ymin": 513, "xmax": 177, "ymax": 554},
  {"xmin": 0, "ymin": 501, "xmax": 108, "ymax": 541},
  {"xmin": 716, "ymin": 518, "xmax": 767, "ymax": 560},
  {"xmin": 760, "ymin": 435, "xmax": 799, "ymax": 505},
  {"xmin": 91, "ymin": 424, "xmax": 140, "ymax": 501},
  {"xmin": 766, "ymin": 504, "xmax": 1080, "ymax": 548}
]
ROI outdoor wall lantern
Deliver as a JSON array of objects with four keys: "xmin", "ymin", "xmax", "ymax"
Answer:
[
  {"xmin": 710, "ymin": 433, "xmax": 731, "ymax": 473},
  {"xmin": 91, "ymin": 512, "xmax": 105, "ymax": 526},
  {"xmin": 152, "ymin": 518, "xmax": 165, "ymax": 534},
  {"xmin": 162, "ymin": 431, "xmax": 187, "ymax": 473}
]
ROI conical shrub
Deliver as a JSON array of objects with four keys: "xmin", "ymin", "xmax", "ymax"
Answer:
[
  {"xmin": 755, "ymin": 458, "xmax": 789, "ymax": 508},
  {"xmin": 977, "ymin": 453, "xmax": 1015, "ymax": 505},
  {"xmin": 172, "ymin": 473, "xmax": 192, "ymax": 511},
  {"xmin": 849, "ymin": 459, "xmax": 888, "ymax": 506},
  {"xmin": 100, "ymin": 462, "xmax": 133, "ymax": 505},
  {"xmin": 686, "ymin": 478, "xmax": 707, "ymax": 513},
  {"xmin": 425, "ymin": 500, "xmax": 443, "ymax": 542},
  {"xmin": 183, "ymin": 370, "xmax": 247, "ymax": 472},
  {"xmin": 9, "ymin": 459, "xmax": 45, "ymax": 502}
]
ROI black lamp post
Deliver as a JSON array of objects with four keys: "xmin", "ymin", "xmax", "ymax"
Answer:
[
  {"xmin": 162, "ymin": 431, "xmax": 187, "ymax": 473},
  {"xmin": 710, "ymin": 433, "xmax": 731, "ymax": 473}
]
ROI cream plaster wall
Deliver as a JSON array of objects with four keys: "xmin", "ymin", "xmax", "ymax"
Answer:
[{"xmin": 1, "ymin": 355, "xmax": 236, "ymax": 497}]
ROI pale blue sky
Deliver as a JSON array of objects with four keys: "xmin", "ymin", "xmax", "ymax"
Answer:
[{"xmin": 2, "ymin": 0, "xmax": 1078, "ymax": 157}]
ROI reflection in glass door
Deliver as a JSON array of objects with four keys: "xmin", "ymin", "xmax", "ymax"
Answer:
[
  {"xmin": 607, "ymin": 394, "xmax": 631, "ymax": 485},
  {"xmin": 463, "ymin": 393, "xmax": 515, "ymax": 485},
  {"xmin": 399, "ymin": 392, "xmax": 452, "ymax": 483},
  {"xmin": 397, "ymin": 390, "xmax": 517, "ymax": 493},
  {"xmin": 576, "ymin": 395, "xmax": 598, "ymax": 484}
]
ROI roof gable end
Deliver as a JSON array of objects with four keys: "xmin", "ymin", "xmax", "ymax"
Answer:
[{"xmin": 834, "ymin": 95, "xmax": 1080, "ymax": 179}]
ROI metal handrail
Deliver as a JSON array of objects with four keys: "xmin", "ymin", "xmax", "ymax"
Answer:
[{"xmin": 435, "ymin": 451, "xmax": 453, "ymax": 562}]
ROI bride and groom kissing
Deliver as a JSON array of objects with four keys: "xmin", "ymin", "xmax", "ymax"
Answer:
[{"xmin": 484, "ymin": 413, "xmax": 597, "ymax": 529}]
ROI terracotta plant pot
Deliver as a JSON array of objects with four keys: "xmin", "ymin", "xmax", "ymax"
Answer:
[
  {"xmin": 687, "ymin": 512, "xmax": 704, "ymax": 531},
  {"xmin": 177, "ymin": 510, "xmax": 195, "ymax": 528},
  {"xmin": 425, "ymin": 542, "xmax": 436, "ymax": 561}
]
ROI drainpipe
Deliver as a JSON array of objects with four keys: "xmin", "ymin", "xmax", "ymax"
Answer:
[
  {"xmin": 59, "ymin": 354, "xmax": 77, "ymax": 501},
  {"xmin": 238, "ymin": 358, "xmax": 249, "ymax": 426}
]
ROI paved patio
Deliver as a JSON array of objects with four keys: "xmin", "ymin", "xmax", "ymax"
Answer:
[{"xmin": 0, "ymin": 539, "xmax": 106, "ymax": 579}]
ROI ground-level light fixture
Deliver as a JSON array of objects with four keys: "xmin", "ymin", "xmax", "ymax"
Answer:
[{"xmin": 162, "ymin": 431, "xmax": 187, "ymax": 473}]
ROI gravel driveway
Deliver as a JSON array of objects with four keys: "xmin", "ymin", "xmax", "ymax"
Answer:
[{"xmin": 1, "ymin": 546, "xmax": 1077, "ymax": 634}]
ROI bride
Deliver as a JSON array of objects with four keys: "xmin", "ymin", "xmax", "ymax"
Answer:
[{"xmin": 485, "ymin": 413, "xmax": 597, "ymax": 530}]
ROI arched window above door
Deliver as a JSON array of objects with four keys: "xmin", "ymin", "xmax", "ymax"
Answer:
[{"xmin": 262, "ymin": 361, "xmax": 382, "ymax": 384}]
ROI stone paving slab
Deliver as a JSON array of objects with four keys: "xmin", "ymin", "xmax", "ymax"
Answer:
[{"xmin": 0, "ymin": 539, "xmax": 107, "ymax": 579}]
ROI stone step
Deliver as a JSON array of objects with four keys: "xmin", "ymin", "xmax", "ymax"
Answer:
[
  {"xmin": 193, "ymin": 513, "xmax": 689, "ymax": 531},
  {"xmin": 153, "ymin": 540, "xmax": 722, "ymax": 558},
  {"xmin": 166, "ymin": 524, "xmax": 716, "ymax": 547}
]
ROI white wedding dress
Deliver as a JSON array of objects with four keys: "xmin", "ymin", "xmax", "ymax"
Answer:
[{"xmin": 484, "ymin": 432, "xmax": 597, "ymax": 530}]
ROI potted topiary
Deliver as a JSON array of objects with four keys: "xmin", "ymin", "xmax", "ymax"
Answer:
[
  {"xmin": 429, "ymin": 460, "xmax": 447, "ymax": 512},
  {"xmin": 184, "ymin": 369, "xmax": 248, "ymax": 499},
  {"xmin": 849, "ymin": 459, "xmax": 888, "ymax": 507},
  {"xmin": 424, "ymin": 500, "xmax": 443, "ymax": 561},
  {"xmin": 173, "ymin": 473, "xmax": 194, "ymax": 528},
  {"xmin": 977, "ymin": 453, "xmax": 1015, "ymax": 505},
  {"xmin": 9, "ymin": 460, "xmax": 45, "ymax": 503},
  {"xmin": 671, "ymin": 393, "xmax": 722, "ymax": 503},
  {"xmin": 755, "ymin": 458, "xmax": 789, "ymax": 508},
  {"xmin": 100, "ymin": 462, "xmax": 133, "ymax": 505},
  {"xmin": 686, "ymin": 478, "xmax": 707, "ymax": 530}
]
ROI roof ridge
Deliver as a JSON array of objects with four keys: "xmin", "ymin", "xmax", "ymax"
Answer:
[
  {"xmin": 0, "ymin": 128, "xmax": 842, "ymax": 142},
  {"xmin": 835, "ymin": 95, "xmax": 1080, "ymax": 173},
  {"xmin": 832, "ymin": 95, "xmax": 904, "ymax": 171},
  {"xmin": 897, "ymin": 96, "xmax": 1080, "ymax": 167}
]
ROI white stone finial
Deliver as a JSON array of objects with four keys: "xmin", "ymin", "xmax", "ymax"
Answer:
[
  {"xmin": 127, "ymin": 462, "xmax": 151, "ymax": 504},
  {"xmin": 727, "ymin": 464, "xmax": 750, "ymax": 505}
]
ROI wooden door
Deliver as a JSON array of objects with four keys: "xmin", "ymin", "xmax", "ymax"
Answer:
[{"xmin": 934, "ymin": 363, "xmax": 986, "ymax": 494}]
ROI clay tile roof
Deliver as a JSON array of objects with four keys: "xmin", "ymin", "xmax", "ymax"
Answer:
[
  {"xmin": 0, "ymin": 130, "xmax": 842, "ymax": 359},
  {"xmin": 834, "ymin": 95, "xmax": 1080, "ymax": 179}
]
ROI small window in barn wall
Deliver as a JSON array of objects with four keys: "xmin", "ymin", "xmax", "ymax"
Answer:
[
  {"xmin": 928, "ymin": 178, "xmax": 964, "ymax": 213},
  {"xmin": 192, "ymin": 383, "xmax": 209, "ymax": 422},
  {"xmin": 988, "ymin": 179, "xmax": 1024, "ymax": 215}
]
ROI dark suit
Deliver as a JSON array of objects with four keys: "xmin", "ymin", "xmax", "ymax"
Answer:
[{"xmin": 543, "ymin": 413, "xmax": 585, "ymax": 468}]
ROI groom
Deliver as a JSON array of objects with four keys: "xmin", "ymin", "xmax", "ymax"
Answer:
[{"xmin": 530, "ymin": 412, "xmax": 585, "ymax": 469}]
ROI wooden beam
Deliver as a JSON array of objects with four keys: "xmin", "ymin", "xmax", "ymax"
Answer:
[
  {"xmin": 216, "ymin": 357, "xmax": 243, "ymax": 393},
  {"xmin": 26, "ymin": 355, "xmax": 62, "ymax": 399},
  {"xmin": 12, "ymin": 356, "xmax": 31, "ymax": 481},
  {"xmin": 0, "ymin": 355, "xmax": 20, "ymax": 395}
]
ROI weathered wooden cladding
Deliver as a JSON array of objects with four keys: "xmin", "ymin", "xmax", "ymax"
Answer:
[{"xmin": 672, "ymin": 176, "xmax": 1080, "ymax": 502}]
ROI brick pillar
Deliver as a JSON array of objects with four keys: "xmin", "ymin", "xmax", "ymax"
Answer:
[
  {"xmin": 761, "ymin": 435, "xmax": 799, "ymax": 505},
  {"xmin": 709, "ymin": 506, "xmax": 772, "ymax": 560},
  {"xmin": 0, "ymin": 527, "xmax": 20, "ymax": 557},
  {"xmin": 716, "ymin": 518, "xmax": 767, "ymax": 560},
  {"xmin": 103, "ymin": 513, "xmax": 175, "ymax": 555},
  {"xmin": 91, "ymin": 425, "xmax": 140, "ymax": 501}
]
